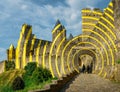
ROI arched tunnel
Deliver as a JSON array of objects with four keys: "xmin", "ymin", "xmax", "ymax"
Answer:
[{"xmin": 72, "ymin": 49, "xmax": 96, "ymax": 73}]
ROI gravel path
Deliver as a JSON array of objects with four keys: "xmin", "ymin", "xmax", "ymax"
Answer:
[{"xmin": 60, "ymin": 74, "xmax": 120, "ymax": 92}]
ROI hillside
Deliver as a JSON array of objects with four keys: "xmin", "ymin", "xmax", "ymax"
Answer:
[{"xmin": 0, "ymin": 69, "xmax": 24, "ymax": 91}]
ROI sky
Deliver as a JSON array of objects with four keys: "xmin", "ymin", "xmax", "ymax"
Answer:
[{"xmin": 0, "ymin": 0, "xmax": 111, "ymax": 61}]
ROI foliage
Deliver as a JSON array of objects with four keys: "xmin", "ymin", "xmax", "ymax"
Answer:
[
  {"xmin": 23, "ymin": 62, "xmax": 52, "ymax": 87},
  {"xmin": 0, "ymin": 86, "xmax": 14, "ymax": 92},
  {"xmin": 5, "ymin": 61, "xmax": 15, "ymax": 71},
  {"xmin": 0, "ymin": 62, "xmax": 56, "ymax": 92},
  {"xmin": 32, "ymin": 67, "xmax": 52, "ymax": 85},
  {"xmin": 42, "ymin": 68, "xmax": 52, "ymax": 81},
  {"xmin": 116, "ymin": 59, "xmax": 120, "ymax": 64},
  {"xmin": 32, "ymin": 67, "xmax": 44, "ymax": 84},
  {"xmin": 24, "ymin": 62, "xmax": 37, "ymax": 76},
  {"xmin": 11, "ymin": 76, "xmax": 25, "ymax": 91}
]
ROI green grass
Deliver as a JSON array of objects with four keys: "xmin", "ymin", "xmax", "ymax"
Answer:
[
  {"xmin": 0, "ymin": 70, "xmax": 57, "ymax": 92},
  {"xmin": 0, "ymin": 69, "xmax": 23, "ymax": 86},
  {"xmin": 0, "ymin": 78, "xmax": 53, "ymax": 92},
  {"xmin": 0, "ymin": 86, "xmax": 14, "ymax": 92},
  {"xmin": 16, "ymin": 79, "xmax": 52, "ymax": 92},
  {"xmin": 0, "ymin": 69, "xmax": 24, "ymax": 92}
]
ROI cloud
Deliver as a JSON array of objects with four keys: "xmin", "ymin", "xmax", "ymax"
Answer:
[
  {"xmin": 0, "ymin": 0, "xmax": 111, "ymax": 61},
  {"xmin": 21, "ymin": 5, "xmax": 28, "ymax": 10},
  {"xmin": 66, "ymin": 0, "xmax": 98, "ymax": 9}
]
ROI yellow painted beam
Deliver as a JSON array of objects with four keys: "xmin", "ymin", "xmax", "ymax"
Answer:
[
  {"xmin": 109, "ymin": 2, "xmax": 113, "ymax": 7},
  {"xmin": 16, "ymin": 24, "xmax": 27, "ymax": 69},
  {"xmin": 82, "ymin": 10, "xmax": 103, "ymax": 15},
  {"xmin": 72, "ymin": 48, "xmax": 99, "ymax": 73},
  {"xmin": 49, "ymin": 29, "xmax": 65, "ymax": 78},
  {"xmin": 55, "ymin": 38, "xmax": 65, "ymax": 77},
  {"xmin": 52, "ymin": 24, "xmax": 61, "ymax": 34},
  {"xmin": 82, "ymin": 22, "xmax": 116, "ymax": 40},
  {"xmin": 98, "ymin": 21, "xmax": 116, "ymax": 40},
  {"xmin": 106, "ymin": 7, "xmax": 113, "ymax": 14},
  {"xmin": 29, "ymin": 37, "xmax": 36, "ymax": 62},
  {"xmin": 82, "ymin": 22, "xmax": 117, "ymax": 52},
  {"xmin": 22, "ymin": 28, "xmax": 32, "ymax": 68},
  {"xmin": 67, "ymin": 39, "xmax": 104, "ymax": 74},
  {"xmin": 104, "ymin": 12, "xmax": 114, "ymax": 21},
  {"xmin": 36, "ymin": 40, "xmax": 41, "ymax": 66},
  {"xmin": 83, "ymin": 29, "xmax": 114, "ymax": 65},
  {"xmin": 42, "ymin": 42, "xmax": 48, "ymax": 68},
  {"xmin": 95, "ymin": 25, "xmax": 117, "ymax": 52},
  {"xmin": 82, "ymin": 23, "xmax": 95, "ymax": 26},
  {"xmin": 101, "ymin": 16, "xmax": 114, "ymax": 28},
  {"xmin": 62, "ymin": 35, "xmax": 105, "ymax": 76},
  {"xmin": 82, "ymin": 16, "xmax": 99, "ymax": 21},
  {"xmin": 103, "ymin": 72, "xmax": 107, "ymax": 78}
]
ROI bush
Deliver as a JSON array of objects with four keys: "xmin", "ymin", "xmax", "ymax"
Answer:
[
  {"xmin": 12, "ymin": 76, "xmax": 25, "ymax": 91},
  {"xmin": 5, "ymin": 61, "xmax": 15, "ymax": 71},
  {"xmin": 32, "ymin": 67, "xmax": 52, "ymax": 85},
  {"xmin": 22, "ymin": 62, "xmax": 37, "ymax": 86},
  {"xmin": 32, "ymin": 67, "xmax": 43, "ymax": 84},
  {"xmin": 24, "ymin": 62, "xmax": 37, "ymax": 76},
  {"xmin": 42, "ymin": 68, "xmax": 52, "ymax": 81},
  {"xmin": 22, "ymin": 62, "xmax": 52, "ymax": 86}
]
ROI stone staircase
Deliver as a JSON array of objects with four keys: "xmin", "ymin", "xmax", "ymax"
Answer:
[{"xmin": 61, "ymin": 74, "xmax": 120, "ymax": 92}]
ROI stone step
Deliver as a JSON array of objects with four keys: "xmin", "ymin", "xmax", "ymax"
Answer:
[{"xmin": 61, "ymin": 74, "xmax": 120, "ymax": 92}]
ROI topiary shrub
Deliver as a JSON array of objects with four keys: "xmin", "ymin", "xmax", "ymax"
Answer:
[
  {"xmin": 4, "ymin": 61, "xmax": 15, "ymax": 71},
  {"xmin": 12, "ymin": 76, "xmax": 25, "ymax": 91}
]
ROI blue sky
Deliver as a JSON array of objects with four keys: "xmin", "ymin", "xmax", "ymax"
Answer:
[{"xmin": 0, "ymin": 0, "xmax": 111, "ymax": 61}]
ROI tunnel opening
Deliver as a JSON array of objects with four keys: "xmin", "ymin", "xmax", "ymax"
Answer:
[
  {"xmin": 73, "ymin": 49, "xmax": 96, "ymax": 74},
  {"xmin": 79, "ymin": 55, "xmax": 94, "ymax": 73}
]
